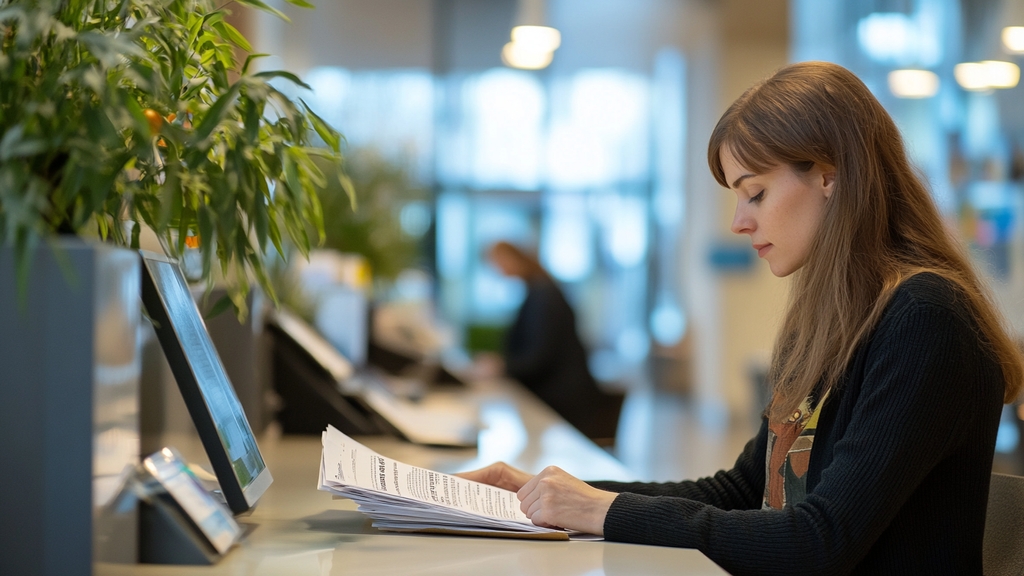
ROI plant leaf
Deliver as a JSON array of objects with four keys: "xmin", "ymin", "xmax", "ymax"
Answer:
[
  {"xmin": 197, "ymin": 204, "xmax": 215, "ymax": 279},
  {"xmin": 252, "ymin": 185, "xmax": 269, "ymax": 253},
  {"xmin": 300, "ymin": 99, "xmax": 339, "ymax": 152},
  {"xmin": 186, "ymin": 12, "xmax": 204, "ymax": 49},
  {"xmin": 234, "ymin": 0, "xmax": 290, "ymax": 22},
  {"xmin": 242, "ymin": 52, "xmax": 269, "ymax": 75},
  {"xmin": 203, "ymin": 11, "xmax": 226, "ymax": 28},
  {"xmin": 78, "ymin": 30, "xmax": 147, "ymax": 66},
  {"xmin": 212, "ymin": 21, "xmax": 252, "ymax": 52},
  {"xmin": 339, "ymin": 172, "xmax": 357, "ymax": 211},
  {"xmin": 130, "ymin": 220, "xmax": 141, "ymax": 249},
  {"xmin": 253, "ymin": 69, "xmax": 311, "ymax": 90},
  {"xmin": 0, "ymin": 125, "xmax": 47, "ymax": 160},
  {"xmin": 267, "ymin": 207, "xmax": 284, "ymax": 257},
  {"xmin": 190, "ymin": 82, "xmax": 241, "ymax": 146},
  {"xmin": 204, "ymin": 293, "xmax": 234, "ymax": 320}
]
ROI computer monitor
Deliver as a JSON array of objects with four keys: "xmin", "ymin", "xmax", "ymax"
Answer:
[
  {"xmin": 267, "ymin": 308, "xmax": 387, "ymax": 437},
  {"xmin": 268, "ymin": 309, "xmax": 479, "ymax": 447},
  {"xmin": 139, "ymin": 251, "xmax": 272, "ymax": 515}
]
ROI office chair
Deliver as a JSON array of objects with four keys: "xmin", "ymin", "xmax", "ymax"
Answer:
[
  {"xmin": 984, "ymin": 473, "xmax": 1024, "ymax": 576},
  {"xmin": 576, "ymin": 390, "xmax": 626, "ymax": 448}
]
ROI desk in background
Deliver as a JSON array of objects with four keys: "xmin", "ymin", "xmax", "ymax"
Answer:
[{"xmin": 97, "ymin": 379, "xmax": 727, "ymax": 576}]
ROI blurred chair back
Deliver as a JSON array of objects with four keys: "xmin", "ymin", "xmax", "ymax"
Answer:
[
  {"xmin": 984, "ymin": 473, "xmax": 1024, "ymax": 576},
  {"xmin": 580, "ymin": 390, "xmax": 626, "ymax": 448}
]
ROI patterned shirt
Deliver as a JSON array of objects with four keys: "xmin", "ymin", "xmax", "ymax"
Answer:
[{"xmin": 763, "ymin": 389, "xmax": 829, "ymax": 510}]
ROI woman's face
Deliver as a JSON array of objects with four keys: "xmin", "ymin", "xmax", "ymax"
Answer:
[{"xmin": 721, "ymin": 146, "xmax": 835, "ymax": 277}]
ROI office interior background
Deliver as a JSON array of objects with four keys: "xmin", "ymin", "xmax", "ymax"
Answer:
[{"xmin": 227, "ymin": 0, "xmax": 1024, "ymax": 479}]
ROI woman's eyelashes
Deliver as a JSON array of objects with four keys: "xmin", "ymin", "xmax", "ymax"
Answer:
[{"xmin": 749, "ymin": 190, "xmax": 765, "ymax": 204}]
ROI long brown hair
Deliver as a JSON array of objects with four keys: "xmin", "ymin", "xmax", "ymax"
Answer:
[
  {"xmin": 707, "ymin": 61, "xmax": 1024, "ymax": 422},
  {"xmin": 488, "ymin": 241, "xmax": 550, "ymax": 281}
]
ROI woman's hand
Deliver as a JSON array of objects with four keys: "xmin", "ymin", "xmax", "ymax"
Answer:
[
  {"xmin": 455, "ymin": 461, "xmax": 534, "ymax": 492},
  {"xmin": 517, "ymin": 466, "xmax": 617, "ymax": 536},
  {"xmin": 457, "ymin": 462, "xmax": 617, "ymax": 535}
]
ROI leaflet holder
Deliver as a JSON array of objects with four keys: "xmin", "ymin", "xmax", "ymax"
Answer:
[
  {"xmin": 139, "ymin": 497, "xmax": 220, "ymax": 565},
  {"xmin": 135, "ymin": 447, "xmax": 243, "ymax": 565}
]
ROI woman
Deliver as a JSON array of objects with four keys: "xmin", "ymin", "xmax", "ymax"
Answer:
[
  {"xmin": 459, "ymin": 62, "xmax": 1024, "ymax": 575},
  {"xmin": 485, "ymin": 241, "xmax": 618, "ymax": 440}
]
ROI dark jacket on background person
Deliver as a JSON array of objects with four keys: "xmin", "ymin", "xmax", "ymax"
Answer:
[
  {"xmin": 590, "ymin": 274, "xmax": 1003, "ymax": 575},
  {"xmin": 504, "ymin": 275, "xmax": 612, "ymax": 438}
]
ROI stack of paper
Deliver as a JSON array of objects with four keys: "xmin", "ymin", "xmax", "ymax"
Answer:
[{"xmin": 318, "ymin": 425, "xmax": 571, "ymax": 540}]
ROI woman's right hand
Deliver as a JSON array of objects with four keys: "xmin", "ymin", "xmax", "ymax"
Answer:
[{"xmin": 455, "ymin": 461, "xmax": 534, "ymax": 492}]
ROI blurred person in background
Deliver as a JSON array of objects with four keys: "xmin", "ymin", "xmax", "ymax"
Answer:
[{"xmin": 482, "ymin": 241, "xmax": 618, "ymax": 441}]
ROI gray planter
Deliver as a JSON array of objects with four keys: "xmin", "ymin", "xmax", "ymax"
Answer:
[{"xmin": 0, "ymin": 238, "xmax": 141, "ymax": 575}]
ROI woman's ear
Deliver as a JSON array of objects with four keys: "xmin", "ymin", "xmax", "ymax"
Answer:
[{"xmin": 821, "ymin": 165, "xmax": 837, "ymax": 199}]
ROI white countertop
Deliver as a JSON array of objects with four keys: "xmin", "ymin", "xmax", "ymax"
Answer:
[{"xmin": 96, "ymin": 379, "xmax": 727, "ymax": 575}]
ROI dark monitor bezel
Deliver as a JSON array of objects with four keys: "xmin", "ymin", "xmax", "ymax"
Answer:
[{"xmin": 139, "ymin": 250, "xmax": 272, "ymax": 515}]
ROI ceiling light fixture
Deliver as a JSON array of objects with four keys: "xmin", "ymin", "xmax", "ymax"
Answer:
[
  {"xmin": 511, "ymin": 25, "xmax": 561, "ymax": 53},
  {"xmin": 1004, "ymin": 26, "xmax": 1024, "ymax": 53},
  {"xmin": 501, "ymin": 41, "xmax": 554, "ymax": 70},
  {"xmin": 502, "ymin": 0, "xmax": 560, "ymax": 71},
  {"xmin": 954, "ymin": 60, "xmax": 1020, "ymax": 91},
  {"xmin": 888, "ymin": 69, "xmax": 940, "ymax": 98}
]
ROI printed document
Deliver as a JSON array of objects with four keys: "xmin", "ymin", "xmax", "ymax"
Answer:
[{"xmin": 318, "ymin": 425, "xmax": 578, "ymax": 539}]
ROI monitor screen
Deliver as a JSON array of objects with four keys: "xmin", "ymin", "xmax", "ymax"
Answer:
[{"xmin": 140, "ymin": 251, "xmax": 272, "ymax": 514}]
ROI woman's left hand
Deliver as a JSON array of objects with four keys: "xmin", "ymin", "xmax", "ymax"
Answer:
[{"xmin": 517, "ymin": 466, "xmax": 617, "ymax": 535}]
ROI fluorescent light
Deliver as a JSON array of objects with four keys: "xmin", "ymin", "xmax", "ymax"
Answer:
[
  {"xmin": 955, "ymin": 63, "xmax": 989, "ymax": 90},
  {"xmin": 888, "ymin": 69, "xmax": 939, "ymax": 98},
  {"xmin": 1004, "ymin": 27, "xmax": 1024, "ymax": 53},
  {"xmin": 511, "ymin": 25, "xmax": 561, "ymax": 53},
  {"xmin": 983, "ymin": 61, "xmax": 1021, "ymax": 88},
  {"xmin": 501, "ymin": 41, "xmax": 553, "ymax": 70},
  {"xmin": 954, "ymin": 60, "xmax": 1020, "ymax": 91}
]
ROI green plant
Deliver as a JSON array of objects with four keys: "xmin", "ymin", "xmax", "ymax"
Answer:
[
  {"xmin": 0, "ymin": 0, "xmax": 351, "ymax": 316},
  {"xmin": 313, "ymin": 149, "xmax": 426, "ymax": 283}
]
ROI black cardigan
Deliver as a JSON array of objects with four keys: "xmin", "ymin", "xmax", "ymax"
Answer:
[{"xmin": 590, "ymin": 274, "xmax": 1004, "ymax": 575}]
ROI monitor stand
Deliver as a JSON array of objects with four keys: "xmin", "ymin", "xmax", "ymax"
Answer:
[{"xmin": 139, "ymin": 497, "xmax": 220, "ymax": 565}]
